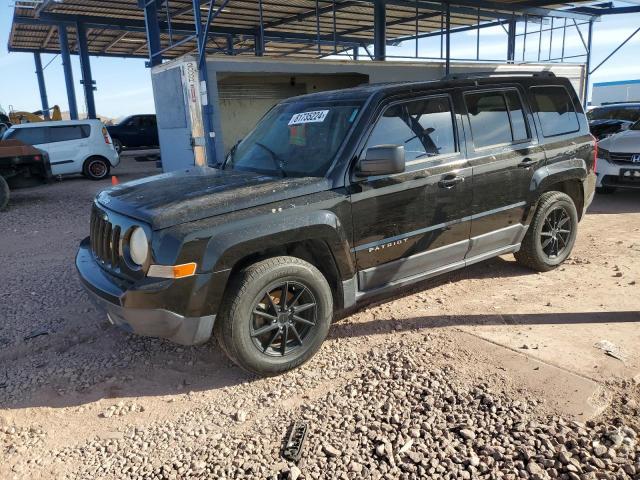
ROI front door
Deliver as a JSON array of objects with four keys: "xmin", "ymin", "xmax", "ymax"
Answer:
[
  {"xmin": 350, "ymin": 94, "xmax": 472, "ymax": 293},
  {"xmin": 462, "ymin": 87, "xmax": 544, "ymax": 260}
]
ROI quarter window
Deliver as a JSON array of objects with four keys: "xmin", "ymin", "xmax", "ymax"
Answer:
[
  {"xmin": 366, "ymin": 96, "xmax": 457, "ymax": 163},
  {"xmin": 530, "ymin": 86, "xmax": 580, "ymax": 137},
  {"xmin": 465, "ymin": 90, "xmax": 530, "ymax": 149}
]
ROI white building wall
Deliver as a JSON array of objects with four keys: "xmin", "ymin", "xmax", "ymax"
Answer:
[{"xmin": 592, "ymin": 80, "xmax": 640, "ymax": 106}]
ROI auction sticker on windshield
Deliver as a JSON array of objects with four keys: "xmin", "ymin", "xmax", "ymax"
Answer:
[{"xmin": 288, "ymin": 110, "xmax": 329, "ymax": 126}]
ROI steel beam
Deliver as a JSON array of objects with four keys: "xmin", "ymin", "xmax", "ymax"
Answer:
[
  {"xmin": 76, "ymin": 22, "xmax": 97, "ymax": 119},
  {"xmin": 139, "ymin": 0, "xmax": 163, "ymax": 66},
  {"xmin": 373, "ymin": 0, "xmax": 386, "ymax": 60},
  {"xmin": 33, "ymin": 52, "xmax": 50, "ymax": 120},
  {"xmin": 583, "ymin": 20, "xmax": 593, "ymax": 106},
  {"xmin": 57, "ymin": 24, "xmax": 78, "ymax": 120},
  {"xmin": 444, "ymin": 2, "xmax": 450, "ymax": 75},
  {"xmin": 506, "ymin": 18, "xmax": 516, "ymax": 62}
]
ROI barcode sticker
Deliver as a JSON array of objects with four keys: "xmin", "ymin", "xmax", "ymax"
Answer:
[{"xmin": 288, "ymin": 110, "xmax": 329, "ymax": 125}]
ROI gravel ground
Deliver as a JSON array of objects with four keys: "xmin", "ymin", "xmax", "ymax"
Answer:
[{"xmin": 0, "ymin": 156, "xmax": 639, "ymax": 479}]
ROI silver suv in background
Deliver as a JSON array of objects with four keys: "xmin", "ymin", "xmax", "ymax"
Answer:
[
  {"xmin": 596, "ymin": 119, "xmax": 640, "ymax": 193},
  {"xmin": 2, "ymin": 120, "xmax": 119, "ymax": 180}
]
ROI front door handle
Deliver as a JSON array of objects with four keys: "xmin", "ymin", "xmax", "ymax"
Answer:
[
  {"xmin": 518, "ymin": 157, "xmax": 537, "ymax": 168},
  {"xmin": 438, "ymin": 175, "xmax": 464, "ymax": 189}
]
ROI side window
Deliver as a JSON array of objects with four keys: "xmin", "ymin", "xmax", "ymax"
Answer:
[
  {"xmin": 365, "ymin": 96, "xmax": 457, "ymax": 163},
  {"xmin": 127, "ymin": 116, "xmax": 140, "ymax": 127},
  {"xmin": 465, "ymin": 92, "xmax": 513, "ymax": 148},
  {"xmin": 530, "ymin": 86, "xmax": 580, "ymax": 137},
  {"xmin": 11, "ymin": 127, "xmax": 48, "ymax": 145},
  {"xmin": 48, "ymin": 125, "xmax": 90, "ymax": 143}
]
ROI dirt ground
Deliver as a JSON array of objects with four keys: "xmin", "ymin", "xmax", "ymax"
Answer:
[{"xmin": 0, "ymin": 153, "xmax": 638, "ymax": 479}]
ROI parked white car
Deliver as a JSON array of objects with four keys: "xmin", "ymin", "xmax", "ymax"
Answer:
[
  {"xmin": 596, "ymin": 120, "xmax": 640, "ymax": 193},
  {"xmin": 1, "ymin": 120, "xmax": 119, "ymax": 180}
]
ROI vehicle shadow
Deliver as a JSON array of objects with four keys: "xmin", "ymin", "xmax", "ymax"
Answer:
[
  {"xmin": 0, "ymin": 255, "xmax": 556, "ymax": 411},
  {"xmin": 588, "ymin": 190, "xmax": 640, "ymax": 214}
]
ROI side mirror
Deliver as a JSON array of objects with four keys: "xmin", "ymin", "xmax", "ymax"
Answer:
[{"xmin": 357, "ymin": 145, "xmax": 405, "ymax": 177}]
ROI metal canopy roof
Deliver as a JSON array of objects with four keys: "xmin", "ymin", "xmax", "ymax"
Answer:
[{"xmin": 9, "ymin": 0, "xmax": 600, "ymax": 60}]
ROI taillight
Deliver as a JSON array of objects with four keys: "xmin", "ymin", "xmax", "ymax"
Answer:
[
  {"xmin": 33, "ymin": 155, "xmax": 41, "ymax": 161},
  {"xmin": 590, "ymin": 133, "xmax": 598, "ymax": 173},
  {"xmin": 102, "ymin": 127, "xmax": 111, "ymax": 145}
]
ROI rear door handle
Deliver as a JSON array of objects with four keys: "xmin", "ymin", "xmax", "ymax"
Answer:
[
  {"xmin": 518, "ymin": 157, "xmax": 537, "ymax": 168},
  {"xmin": 438, "ymin": 175, "xmax": 464, "ymax": 188}
]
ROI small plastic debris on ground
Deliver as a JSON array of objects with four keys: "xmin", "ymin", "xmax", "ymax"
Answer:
[
  {"xmin": 23, "ymin": 329, "xmax": 49, "ymax": 341},
  {"xmin": 282, "ymin": 421, "xmax": 308, "ymax": 463},
  {"xmin": 594, "ymin": 340, "xmax": 628, "ymax": 362}
]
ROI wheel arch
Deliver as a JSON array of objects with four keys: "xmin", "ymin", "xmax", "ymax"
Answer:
[
  {"xmin": 203, "ymin": 211, "xmax": 356, "ymax": 313},
  {"xmin": 533, "ymin": 160, "xmax": 587, "ymax": 219}
]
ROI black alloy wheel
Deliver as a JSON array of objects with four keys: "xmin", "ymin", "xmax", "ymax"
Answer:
[
  {"xmin": 539, "ymin": 206, "xmax": 572, "ymax": 260},
  {"xmin": 250, "ymin": 281, "xmax": 317, "ymax": 357}
]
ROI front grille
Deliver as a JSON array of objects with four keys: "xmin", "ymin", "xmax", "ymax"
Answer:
[
  {"xmin": 90, "ymin": 207, "xmax": 121, "ymax": 267},
  {"xmin": 610, "ymin": 152, "xmax": 640, "ymax": 164}
]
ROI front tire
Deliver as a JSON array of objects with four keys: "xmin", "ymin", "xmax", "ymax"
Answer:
[
  {"xmin": 514, "ymin": 191, "xmax": 578, "ymax": 272},
  {"xmin": 0, "ymin": 176, "xmax": 9, "ymax": 211},
  {"xmin": 82, "ymin": 156, "xmax": 111, "ymax": 181},
  {"xmin": 215, "ymin": 256, "xmax": 333, "ymax": 376}
]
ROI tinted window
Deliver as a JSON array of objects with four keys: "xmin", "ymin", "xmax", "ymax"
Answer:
[
  {"xmin": 48, "ymin": 125, "xmax": 90, "ymax": 143},
  {"xmin": 366, "ymin": 96, "xmax": 457, "ymax": 162},
  {"xmin": 504, "ymin": 91, "xmax": 529, "ymax": 142},
  {"xmin": 530, "ymin": 86, "xmax": 580, "ymax": 137},
  {"xmin": 465, "ymin": 92, "xmax": 513, "ymax": 148},
  {"xmin": 141, "ymin": 116, "xmax": 156, "ymax": 127},
  {"xmin": 3, "ymin": 127, "xmax": 48, "ymax": 145},
  {"xmin": 588, "ymin": 106, "xmax": 640, "ymax": 122}
]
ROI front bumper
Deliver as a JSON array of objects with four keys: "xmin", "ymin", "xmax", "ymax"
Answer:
[
  {"xmin": 76, "ymin": 238, "xmax": 215, "ymax": 345},
  {"xmin": 596, "ymin": 159, "xmax": 640, "ymax": 189}
]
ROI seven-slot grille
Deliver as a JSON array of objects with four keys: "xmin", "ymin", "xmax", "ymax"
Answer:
[
  {"xmin": 610, "ymin": 152, "xmax": 640, "ymax": 164},
  {"xmin": 90, "ymin": 207, "xmax": 121, "ymax": 267}
]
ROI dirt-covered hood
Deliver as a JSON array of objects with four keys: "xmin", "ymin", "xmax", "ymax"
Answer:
[
  {"xmin": 598, "ymin": 129, "xmax": 640, "ymax": 152},
  {"xmin": 96, "ymin": 167, "xmax": 331, "ymax": 230}
]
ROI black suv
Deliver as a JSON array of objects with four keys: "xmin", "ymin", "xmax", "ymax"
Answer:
[
  {"xmin": 77, "ymin": 73, "xmax": 596, "ymax": 375},
  {"xmin": 106, "ymin": 114, "xmax": 159, "ymax": 154}
]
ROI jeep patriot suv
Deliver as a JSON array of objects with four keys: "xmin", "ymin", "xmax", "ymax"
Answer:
[{"xmin": 76, "ymin": 72, "xmax": 596, "ymax": 375}]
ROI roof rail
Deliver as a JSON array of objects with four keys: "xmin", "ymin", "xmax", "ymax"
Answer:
[{"xmin": 442, "ymin": 71, "xmax": 557, "ymax": 81}]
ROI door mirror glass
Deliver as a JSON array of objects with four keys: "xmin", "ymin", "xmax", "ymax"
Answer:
[{"xmin": 357, "ymin": 145, "xmax": 405, "ymax": 176}]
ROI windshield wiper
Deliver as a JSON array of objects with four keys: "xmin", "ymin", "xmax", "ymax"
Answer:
[{"xmin": 255, "ymin": 142, "xmax": 287, "ymax": 178}]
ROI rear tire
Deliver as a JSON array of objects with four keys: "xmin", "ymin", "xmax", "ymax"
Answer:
[
  {"xmin": 596, "ymin": 186, "xmax": 616, "ymax": 194},
  {"xmin": 82, "ymin": 156, "xmax": 111, "ymax": 181},
  {"xmin": 215, "ymin": 256, "xmax": 333, "ymax": 376},
  {"xmin": 0, "ymin": 176, "xmax": 9, "ymax": 211},
  {"xmin": 514, "ymin": 191, "xmax": 578, "ymax": 272}
]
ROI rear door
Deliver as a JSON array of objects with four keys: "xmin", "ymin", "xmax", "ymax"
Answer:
[
  {"xmin": 350, "ymin": 93, "xmax": 472, "ymax": 293},
  {"xmin": 46, "ymin": 124, "xmax": 91, "ymax": 175},
  {"xmin": 462, "ymin": 87, "xmax": 545, "ymax": 261}
]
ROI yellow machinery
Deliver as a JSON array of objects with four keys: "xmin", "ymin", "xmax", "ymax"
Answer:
[{"xmin": 6, "ymin": 105, "xmax": 62, "ymax": 124}]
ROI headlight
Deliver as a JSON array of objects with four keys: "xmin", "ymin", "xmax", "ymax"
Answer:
[{"xmin": 129, "ymin": 227, "xmax": 149, "ymax": 266}]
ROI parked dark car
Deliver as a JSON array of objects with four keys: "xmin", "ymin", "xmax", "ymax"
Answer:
[
  {"xmin": 106, "ymin": 114, "xmax": 159, "ymax": 154},
  {"xmin": 0, "ymin": 139, "xmax": 52, "ymax": 210},
  {"xmin": 77, "ymin": 73, "xmax": 596, "ymax": 375},
  {"xmin": 587, "ymin": 102, "xmax": 640, "ymax": 139}
]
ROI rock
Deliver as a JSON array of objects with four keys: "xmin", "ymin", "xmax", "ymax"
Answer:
[
  {"xmin": 235, "ymin": 410, "xmax": 247, "ymax": 422},
  {"xmin": 459, "ymin": 429, "xmax": 476, "ymax": 441},
  {"xmin": 322, "ymin": 443, "xmax": 341, "ymax": 458},
  {"xmin": 349, "ymin": 461, "xmax": 363, "ymax": 473},
  {"xmin": 289, "ymin": 465, "xmax": 302, "ymax": 480}
]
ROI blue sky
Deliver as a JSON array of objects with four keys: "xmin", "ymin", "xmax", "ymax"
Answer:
[{"xmin": 1, "ymin": 0, "xmax": 639, "ymax": 119}]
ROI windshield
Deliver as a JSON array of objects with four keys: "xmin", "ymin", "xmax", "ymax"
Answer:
[
  {"xmin": 587, "ymin": 106, "xmax": 640, "ymax": 122},
  {"xmin": 225, "ymin": 100, "xmax": 362, "ymax": 177}
]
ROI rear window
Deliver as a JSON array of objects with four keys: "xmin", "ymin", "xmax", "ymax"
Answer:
[
  {"xmin": 587, "ymin": 106, "xmax": 640, "ymax": 122},
  {"xmin": 530, "ymin": 86, "xmax": 580, "ymax": 137},
  {"xmin": 464, "ymin": 90, "xmax": 530, "ymax": 149},
  {"xmin": 3, "ymin": 126, "xmax": 48, "ymax": 145},
  {"xmin": 48, "ymin": 125, "xmax": 91, "ymax": 143}
]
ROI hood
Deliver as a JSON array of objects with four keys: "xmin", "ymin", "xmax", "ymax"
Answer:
[
  {"xmin": 598, "ymin": 129, "xmax": 640, "ymax": 152},
  {"xmin": 96, "ymin": 167, "xmax": 331, "ymax": 230}
]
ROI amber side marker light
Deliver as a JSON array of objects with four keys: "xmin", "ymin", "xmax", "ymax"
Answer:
[{"xmin": 147, "ymin": 263, "xmax": 197, "ymax": 279}]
